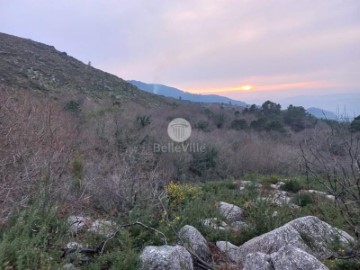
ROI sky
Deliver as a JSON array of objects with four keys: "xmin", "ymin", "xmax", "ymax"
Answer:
[{"xmin": 0, "ymin": 0, "xmax": 359, "ymax": 116}]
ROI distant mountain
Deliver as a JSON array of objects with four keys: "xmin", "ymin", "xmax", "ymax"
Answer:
[
  {"xmin": 128, "ymin": 80, "xmax": 248, "ymax": 107},
  {"xmin": 306, "ymin": 107, "xmax": 338, "ymax": 121}
]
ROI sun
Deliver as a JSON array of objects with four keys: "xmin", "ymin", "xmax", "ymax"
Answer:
[{"xmin": 239, "ymin": 85, "xmax": 253, "ymax": 91}]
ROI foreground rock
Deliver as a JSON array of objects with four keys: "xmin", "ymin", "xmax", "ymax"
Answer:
[
  {"xmin": 243, "ymin": 252, "xmax": 272, "ymax": 270},
  {"xmin": 243, "ymin": 245, "xmax": 329, "ymax": 270},
  {"xmin": 140, "ymin": 245, "xmax": 193, "ymax": 270},
  {"xmin": 271, "ymin": 245, "xmax": 329, "ymax": 270},
  {"xmin": 216, "ymin": 241, "xmax": 239, "ymax": 262},
  {"xmin": 237, "ymin": 216, "xmax": 353, "ymax": 263},
  {"xmin": 218, "ymin": 202, "xmax": 244, "ymax": 222},
  {"xmin": 179, "ymin": 225, "xmax": 211, "ymax": 261}
]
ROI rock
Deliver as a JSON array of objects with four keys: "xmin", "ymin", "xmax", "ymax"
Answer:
[
  {"xmin": 218, "ymin": 202, "xmax": 244, "ymax": 222},
  {"xmin": 271, "ymin": 245, "xmax": 329, "ymax": 270},
  {"xmin": 236, "ymin": 216, "xmax": 353, "ymax": 263},
  {"xmin": 179, "ymin": 225, "xmax": 211, "ymax": 261},
  {"xmin": 140, "ymin": 245, "xmax": 193, "ymax": 270},
  {"xmin": 62, "ymin": 263, "xmax": 78, "ymax": 270},
  {"xmin": 303, "ymin": 190, "xmax": 336, "ymax": 201},
  {"xmin": 231, "ymin": 221, "xmax": 248, "ymax": 231},
  {"xmin": 202, "ymin": 218, "xmax": 229, "ymax": 231},
  {"xmin": 66, "ymin": 242, "xmax": 83, "ymax": 249},
  {"xmin": 216, "ymin": 241, "xmax": 239, "ymax": 262},
  {"xmin": 68, "ymin": 215, "xmax": 90, "ymax": 234},
  {"xmin": 326, "ymin": 195, "xmax": 336, "ymax": 201},
  {"xmin": 243, "ymin": 246, "xmax": 329, "ymax": 270},
  {"xmin": 260, "ymin": 190, "xmax": 299, "ymax": 208},
  {"xmin": 243, "ymin": 252, "xmax": 272, "ymax": 270},
  {"xmin": 88, "ymin": 219, "xmax": 117, "ymax": 237},
  {"xmin": 240, "ymin": 181, "xmax": 262, "ymax": 188}
]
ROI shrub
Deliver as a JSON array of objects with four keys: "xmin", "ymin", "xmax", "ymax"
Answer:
[
  {"xmin": 260, "ymin": 176, "xmax": 279, "ymax": 187},
  {"xmin": 136, "ymin": 115, "xmax": 151, "ymax": 127},
  {"xmin": 230, "ymin": 119, "xmax": 248, "ymax": 130},
  {"xmin": 350, "ymin": 115, "xmax": 360, "ymax": 132},
  {"xmin": 292, "ymin": 193, "xmax": 314, "ymax": 207},
  {"xmin": 64, "ymin": 100, "xmax": 80, "ymax": 113},
  {"xmin": 195, "ymin": 120, "xmax": 209, "ymax": 131},
  {"xmin": 189, "ymin": 147, "xmax": 218, "ymax": 176},
  {"xmin": 281, "ymin": 179, "xmax": 302, "ymax": 193}
]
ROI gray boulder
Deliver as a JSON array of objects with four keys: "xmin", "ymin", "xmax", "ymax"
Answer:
[
  {"xmin": 216, "ymin": 241, "xmax": 240, "ymax": 262},
  {"xmin": 218, "ymin": 202, "xmax": 244, "ymax": 222},
  {"xmin": 236, "ymin": 216, "xmax": 353, "ymax": 263},
  {"xmin": 243, "ymin": 252, "xmax": 273, "ymax": 270},
  {"xmin": 179, "ymin": 225, "xmax": 211, "ymax": 261},
  {"xmin": 140, "ymin": 245, "xmax": 193, "ymax": 270},
  {"xmin": 88, "ymin": 219, "xmax": 117, "ymax": 237},
  {"xmin": 67, "ymin": 215, "xmax": 90, "ymax": 234},
  {"xmin": 271, "ymin": 245, "xmax": 329, "ymax": 270}
]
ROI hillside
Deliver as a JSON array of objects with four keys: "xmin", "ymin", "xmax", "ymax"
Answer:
[
  {"xmin": 128, "ymin": 80, "xmax": 248, "ymax": 107},
  {"xmin": 0, "ymin": 32, "xmax": 167, "ymax": 106}
]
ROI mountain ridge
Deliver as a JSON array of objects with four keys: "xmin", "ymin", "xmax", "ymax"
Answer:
[{"xmin": 128, "ymin": 80, "xmax": 248, "ymax": 107}]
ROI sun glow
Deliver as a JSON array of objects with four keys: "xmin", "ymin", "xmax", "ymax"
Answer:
[{"xmin": 239, "ymin": 85, "xmax": 253, "ymax": 91}]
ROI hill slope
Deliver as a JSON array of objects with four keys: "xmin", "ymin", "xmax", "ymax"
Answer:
[
  {"xmin": 128, "ymin": 80, "xmax": 248, "ymax": 107},
  {"xmin": 0, "ymin": 32, "xmax": 165, "ymax": 106}
]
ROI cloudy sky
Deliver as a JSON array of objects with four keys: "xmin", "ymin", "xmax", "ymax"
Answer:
[{"xmin": 0, "ymin": 0, "xmax": 359, "ymax": 115}]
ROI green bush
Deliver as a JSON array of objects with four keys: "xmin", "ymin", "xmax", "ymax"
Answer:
[
  {"xmin": 64, "ymin": 100, "xmax": 81, "ymax": 113},
  {"xmin": 230, "ymin": 119, "xmax": 248, "ymax": 130},
  {"xmin": 195, "ymin": 120, "xmax": 209, "ymax": 131},
  {"xmin": 281, "ymin": 180, "xmax": 302, "ymax": 193},
  {"xmin": 292, "ymin": 193, "xmax": 314, "ymax": 207}
]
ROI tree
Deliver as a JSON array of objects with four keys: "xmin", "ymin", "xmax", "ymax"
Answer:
[
  {"xmin": 284, "ymin": 105, "xmax": 307, "ymax": 131},
  {"xmin": 230, "ymin": 119, "xmax": 248, "ymax": 130},
  {"xmin": 351, "ymin": 115, "xmax": 360, "ymax": 132},
  {"xmin": 262, "ymin": 101, "xmax": 281, "ymax": 115}
]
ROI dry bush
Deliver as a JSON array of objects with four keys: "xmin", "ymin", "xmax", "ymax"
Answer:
[
  {"xmin": 0, "ymin": 86, "xmax": 78, "ymax": 218},
  {"xmin": 300, "ymin": 121, "xmax": 360, "ymax": 235}
]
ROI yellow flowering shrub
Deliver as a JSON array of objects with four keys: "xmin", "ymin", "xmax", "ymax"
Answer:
[{"xmin": 166, "ymin": 182, "xmax": 202, "ymax": 207}]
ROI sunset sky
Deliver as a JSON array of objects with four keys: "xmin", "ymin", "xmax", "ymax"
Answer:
[{"xmin": 0, "ymin": 0, "xmax": 359, "ymax": 115}]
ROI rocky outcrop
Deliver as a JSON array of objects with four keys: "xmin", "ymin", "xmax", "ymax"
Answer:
[
  {"xmin": 140, "ymin": 245, "xmax": 193, "ymax": 270},
  {"xmin": 179, "ymin": 225, "xmax": 211, "ymax": 261},
  {"xmin": 236, "ymin": 216, "xmax": 353, "ymax": 263}
]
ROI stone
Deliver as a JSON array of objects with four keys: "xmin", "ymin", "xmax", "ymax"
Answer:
[
  {"xmin": 202, "ymin": 218, "xmax": 229, "ymax": 231},
  {"xmin": 88, "ymin": 219, "xmax": 117, "ymax": 237},
  {"xmin": 271, "ymin": 245, "xmax": 329, "ymax": 270},
  {"xmin": 243, "ymin": 252, "xmax": 272, "ymax": 270},
  {"xmin": 216, "ymin": 241, "xmax": 239, "ymax": 262},
  {"xmin": 231, "ymin": 221, "xmax": 248, "ymax": 231},
  {"xmin": 236, "ymin": 216, "xmax": 353, "ymax": 263},
  {"xmin": 179, "ymin": 225, "xmax": 211, "ymax": 261},
  {"xmin": 66, "ymin": 242, "xmax": 83, "ymax": 249},
  {"xmin": 62, "ymin": 263, "xmax": 78, "ymax": 270},
  {"xmin": 67, "ymin": 215, "xmax": 90, "ymax": 234},
  {"xmin": 140, "ymin": 245, "xmax": 193, "ymax": 270},
  {"xmin": 218, "ymin": 202, "xmax": 244, "ymax": 222}
]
